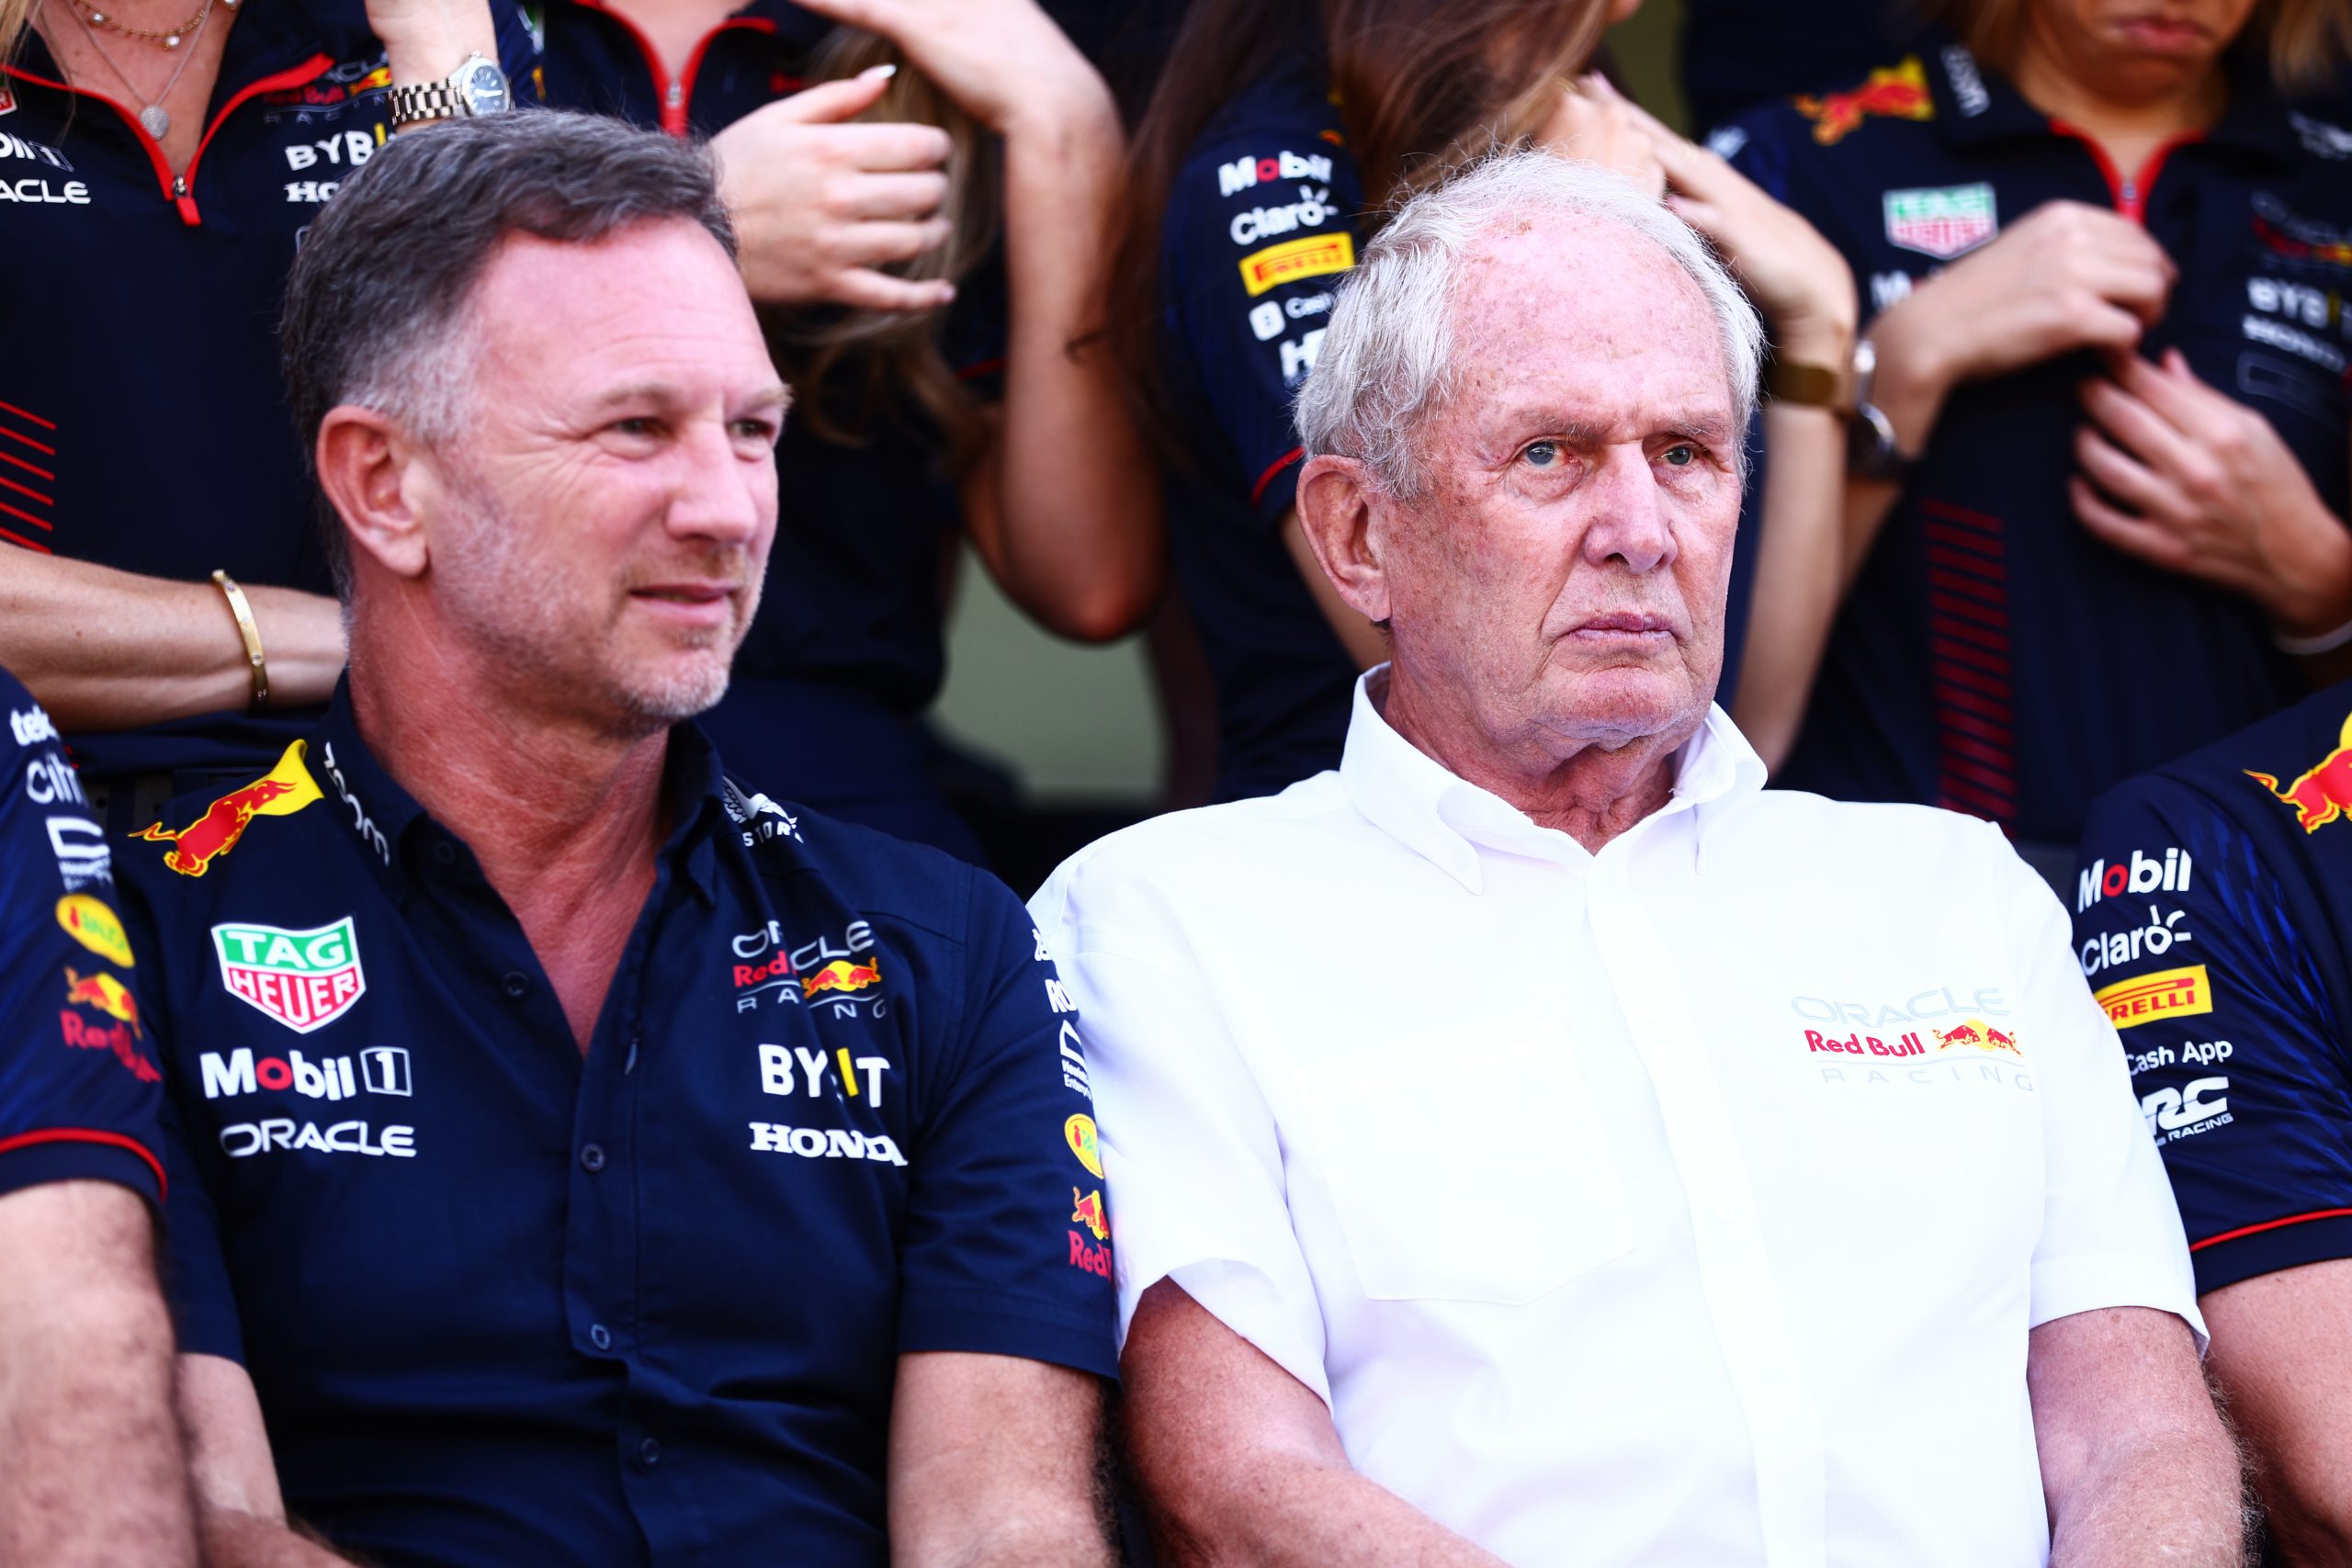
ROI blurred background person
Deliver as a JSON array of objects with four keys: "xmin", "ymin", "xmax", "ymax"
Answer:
[
  {"xmin": 1679, "ymin": 0, "xmax": 1919, "ymax": 133},
  {"xmin": 1107, "ymin": 0, "xmax": 1858, "ymax": 805},
  {"xmin": 540, "ymin": 0, "xmax": 1159, "ymax": 863},
  {"xmin": 0, "ymin": 0, "xmax": 532, "ymax": 830},
  {"xmin": 0, "ymin": 662, "xmax": 188, "ymax": 1567},
  {"xmin": 1724, "ymin": 0, "xmax": 2352, "ymax": 878}
]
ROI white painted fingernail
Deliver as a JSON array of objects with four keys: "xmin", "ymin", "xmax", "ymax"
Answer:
[{"xmin": 859, "ymin": 63, "xmax": 897, "ymax": 81}]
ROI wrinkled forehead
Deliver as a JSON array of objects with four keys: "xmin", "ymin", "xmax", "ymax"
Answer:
[{"xmin": 1439, "ymin": 215, "xmax": 1732, "ymax": 439}]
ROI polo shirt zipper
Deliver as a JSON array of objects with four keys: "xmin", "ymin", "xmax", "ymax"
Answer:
[{"xmin": 560, "ymin": 0, "xmax": 774, "ymax": 137}]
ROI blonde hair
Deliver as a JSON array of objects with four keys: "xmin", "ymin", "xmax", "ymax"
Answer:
[
  {"xmin": 1928, "ymin": 0, "xmax": 2352, "ymax": 96},
  {"xmin": 3, "ymin": 0, "xmax": 33, "ymax": 62},
  {"xmin": 760, "ymin": 28, "xmax": 1001, "ymax": 472}
]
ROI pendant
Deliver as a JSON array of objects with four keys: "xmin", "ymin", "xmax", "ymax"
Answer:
[
  {"xmin": 162, "ymin": 31, "xmax": 179, "ymax": 44},
  {"xmin": 139, "ymin": 102, "xmax": 169, "ymax": 138}
]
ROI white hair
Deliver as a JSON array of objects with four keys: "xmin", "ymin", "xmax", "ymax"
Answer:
[{"xmin": 1295, "ymin": 150, "xmax": 1765, "ymax": 495}]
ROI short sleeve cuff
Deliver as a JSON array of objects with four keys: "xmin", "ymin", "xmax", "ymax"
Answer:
[
  {"xmin": 2030, "ymin": 1251, "xmax": 2208, "ymax": 1351},
  {"xmin": 0, "ymin": 1130, "xmax": 163, "ymax": 1208},
  {"xmin": 1250, "ymin": 448, "xmax": 1304, "ymax": 525},
  {"xmin": 899, "ymin": 1287, "xmax": 1120, "ymax": 1382},
  {"xmin": 2189, "ymin": 1210, "xmax": 2352, "ymax": 1295},
  {"xmin": 1158, "ymin": 1257, "xmax": 1330, "ymax": 1406}
]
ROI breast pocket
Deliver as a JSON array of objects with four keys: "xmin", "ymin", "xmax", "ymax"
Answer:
[{"xmin": 1295, "ymin": 1033, "xmax": 1634, "ymax": 1306}]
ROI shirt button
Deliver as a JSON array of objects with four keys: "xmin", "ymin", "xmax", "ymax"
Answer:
[
  {"xmin": 580, "ymin": 1144, "xmax": 605, "ymax": 1174},
  {"xmin": 433, "ymin": 841, "xmax": 458, "ymax": 867},
  {"xmin": 590, "ymin": 1323, "xmax": 611, "ymax": 1350},
  {"xmin": 502, "ymin": 972, "xmax": 530, "ymax": 999},
  {"xmin": 639, "ymin": 1437, "xmax": 662, "ymax": 1467}
]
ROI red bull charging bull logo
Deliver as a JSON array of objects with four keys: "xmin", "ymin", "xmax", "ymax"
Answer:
[
  {"xmin": 1071, "ymin": 1187, "xmax": 1109, "ymax": 1243},
  {"xmin": 1795, "ymin": 56, "xmax": 1935, "ymax": 146},
  {"xmin": 59, "ymin": 965, "xmax": 159, "ymax": 1082},
  {"xmin": 1931, "ymin": 1018, "xmax": 2022, "ymax": 1057},
  {"xmin": 2246, "ymin": 711, "xmax": 2352, "ymax": 832},
  {"xmin": 800, "ymin": 957, "xmax": 881, "ymax": 999},
  {"xmin": 135, "ymin": 741, "xmax": 322, "ymax": 876}
]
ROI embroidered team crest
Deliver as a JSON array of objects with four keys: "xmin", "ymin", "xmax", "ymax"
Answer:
[
  {"xmin": 1883, "ymin": 183, "xmax": 1998, "ymax": 260},
  {"xmin": 212, "ymin": 918, "xmax": 367, "ymax": 1033}
]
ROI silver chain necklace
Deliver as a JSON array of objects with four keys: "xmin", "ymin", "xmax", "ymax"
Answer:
[{"xmin": 51, "ymin": 0, "xmax": 216, "ymax": 141}]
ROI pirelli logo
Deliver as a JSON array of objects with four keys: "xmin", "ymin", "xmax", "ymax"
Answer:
[
  {"xmin": 1238, "ymin": 232, "xmax": 1355, "ymax": 297},
  {"xmin": 2095, "ymin": 964, "xmax": 2212, "ymax": 1029}
]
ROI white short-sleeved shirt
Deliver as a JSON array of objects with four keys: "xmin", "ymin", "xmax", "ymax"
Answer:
[{"xmin": 1030, "ymin": 674, "xmax": 2200, "ymax": 1568}]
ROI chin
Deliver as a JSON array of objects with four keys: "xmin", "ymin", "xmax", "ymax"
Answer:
[
  {"xmin": 1547, "ymin": 666, "xmax": 1707, "ymax": 746},
  {"xmin": 614, "ymin": 660, "xmax": 733, "ymax": 726}
]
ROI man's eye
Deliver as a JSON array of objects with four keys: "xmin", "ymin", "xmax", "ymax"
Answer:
[
  {"xmin": 611, "ymin": 417, "xmax": 657, "ymax": 437},
  {"xmin": 732, "ymin": 419, "xmax": 777, "ymax": 443},
  {"xmin": 1662, "ymin": 444, "xmax": 1697, "ymax": 468},
  {"xmin": 1523, "ymin": 440, "xmax": 1561, "ymax": 468}
]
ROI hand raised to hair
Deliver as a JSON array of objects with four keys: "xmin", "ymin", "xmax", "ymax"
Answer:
[
  {"xmin": 1537, "ymin": 75, "xmax": 1665, "ymax": 200},
  {"xmin": 786, "ymin": 0, "xmax": 1107, "ymax": 137},
  {"xmin": 710, "ymin": 70, "xmax": 957, "ymax": 312}
]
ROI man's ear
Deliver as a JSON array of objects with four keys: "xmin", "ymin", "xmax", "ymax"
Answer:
[
  {"xmin": 1294, "ymin": 455, "xmax": 1393, "ymax": 626},
  {"xmin": 316, "ymin": 406, "xmax": 434, "ymax": 581}
]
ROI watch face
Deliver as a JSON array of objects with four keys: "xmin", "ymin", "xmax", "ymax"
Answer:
[{"xmin": 460, "ymin": 60, "xmax": 510, "ymax": 115}]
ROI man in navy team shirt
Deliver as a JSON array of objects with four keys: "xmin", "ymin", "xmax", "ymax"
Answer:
[
  {"xmin": 0, "ymin": 666, "xmax": 191, "ymax": 1564},
  {"xmin": 2074, "ymin": 680, "xmax": 2352, "ymax": 1555},
  {"xmin": 121, "ymin": 112, "xmax": 1118, "ymax": 1567}
]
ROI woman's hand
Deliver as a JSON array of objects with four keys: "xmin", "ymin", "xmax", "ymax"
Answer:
[
  {"xmin": 1604, "ymin": 82, "xmax": 1856, "ymax": 364},
  {"xmin": 1539, "ymin": 75, "xmax": 1665, "ymax": 199},
  {"xmin": 362, "ymin": 0, "xmax": 498, "ymax": 82},
  {"xmin": 2073, "ymin": 347, "xmax": 2352, "ymax": 636},
  {"xmin": 709, "ymin": 71, "xmax": 956, "ymax": 311},
  {"xmin": 788, "ymin": 0, "xmax": 1109, "ymax": 138}
]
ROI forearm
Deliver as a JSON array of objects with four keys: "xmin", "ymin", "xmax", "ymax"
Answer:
[
  {"xmin": 1150, "ymin": 1453, "xmax": 1508, "ymax": 1568},
  {"xmin": 978, "ymin": 78, "xmax": 1163, "ymax": 642},
  {"xmin": 0, "ymin": 552, "xmax": 344, "ymax": 730},
  {"xmin": 2047, "ymin": 1426, "xmax": 2245, "ymax": 1568},
  {"xmin": 0, "ymin": 1191, "xmax": 194, "ymax": 1567},
  {"xmin": 1730, "ymin": 400, "xmax": 1845, "ymax": 770},
  {"xmin": 200, "ymin": 1509, "xmax": 363, "ymax": 1568},
  {"xmin": 373, "ymin": 0, "xmax": 499, "ymax": 89}
]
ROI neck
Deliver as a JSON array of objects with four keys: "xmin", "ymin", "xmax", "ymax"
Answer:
[
  {"xmin": 2009, "ymin": 33, "xmax": 2226, "ymax": 152},
  {"xmin": 1379, "ymin": 668, "xmax": 1686, "ymax": 855},
  {"xmin": 347, "ymin": 618, "xmax": 670, "ymax": 939}
]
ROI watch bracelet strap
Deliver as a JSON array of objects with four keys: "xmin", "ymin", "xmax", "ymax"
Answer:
[
  {"xmin": 1762, "ymin": 355, "xmax": 1851, "ymax": 412},
  {"xmin": 387, "ymin": 79, "xmax": 466, "ymax": 129},
  {"xmin": 209, "ymin": 570, "xmax": 269, "ymax": 710}
]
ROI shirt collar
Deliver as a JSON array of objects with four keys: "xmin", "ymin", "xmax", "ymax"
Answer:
[
  {"xmin": 310, "ymin": 678, "xmax": 729, "ymax": 903},
  {"xmin": 1337, "ymin": 667, "xmax": 1768, "ymax": 894},
  {"xmin": 1928, "ymin": 29, "xmax": 2299, "ymax": 165}
]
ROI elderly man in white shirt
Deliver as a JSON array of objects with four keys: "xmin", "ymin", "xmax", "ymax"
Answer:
[{"xmin": 1029, "ymin": 152, "xmax": 2240, "ymax": 1568}]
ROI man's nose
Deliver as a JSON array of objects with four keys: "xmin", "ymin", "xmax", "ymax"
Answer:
[
  {"xmin": 1578, "ymin": 445, "xmax": 1678, "ymax": 575},
  {"xmin": 663, "ymin": 419, "xmax": 768, "ymax": 546}
]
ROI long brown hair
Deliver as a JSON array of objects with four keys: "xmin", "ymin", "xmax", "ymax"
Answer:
[
  {"xmin": 3, "ymin": 0, "xmax": 32, "ymax": 62},
  {"xmin": 762, "ymin": 28, "xmax": 1001, "ymax": 474},
  {"xmin": 1925, "ymin": 0, "xmax": 2352, "ymax": 97},
  {"xmin": 1106, "ymin": 0, "xmax": 1614, "ymax": 441}
]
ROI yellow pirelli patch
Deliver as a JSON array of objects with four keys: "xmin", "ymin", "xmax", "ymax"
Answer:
[
  {"xmin": 1238, "ymin": 232, "xmax": 1355, "ymax": 297},
  {"xmin": 2095, "ymin": 964, "xmax": 2213, "ymax": 1029}
]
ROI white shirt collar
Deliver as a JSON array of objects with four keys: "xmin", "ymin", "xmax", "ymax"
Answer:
[{"xmin": 1336, "ymin": 666, "xmax": 1768, "ymax": 894}]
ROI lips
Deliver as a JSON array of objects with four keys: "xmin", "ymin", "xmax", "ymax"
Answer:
[
  {"xmin": 628, "ymin": 581, "xmax": 741, "ymax": 628},
  {"xmin": 1570, "ymin": 611, "xmax": 1676, "ymax": 637}
]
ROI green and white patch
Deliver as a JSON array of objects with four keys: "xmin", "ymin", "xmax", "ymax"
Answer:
[
  {"xmin": 212, "ymin": 918, "xmax": 367, "ymax": 1034},
  {"xmin": 1883, "ymin": 183, "xmax": 1997, "ymax": 260}
]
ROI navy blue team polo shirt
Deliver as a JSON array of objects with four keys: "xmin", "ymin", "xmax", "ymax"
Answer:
[
  {"xmin": 1159, "ymin": 47, "xmax": 1365, "ymax": 803},
  {"xmin": 2073, "ymin": 678, "xmax": 2352, "ymax": 1296},
  {"xmin": 119, "ymin": 682, "xmax": 1118, "ymax": 1566},
  {"xmin": 1727, "ymin": 39, "xmax": 2351, "ymax": 844},
  {"xmin": 0, "ymin": 0, "xmax": 536, "ymax": 795},
  {"xmin": 539, "ymin": 2, "xmax": 1006, "ymax": 859},
  {"xmin": 0, "ymin": 666, "xmax": 165, "ymax": 1206}
]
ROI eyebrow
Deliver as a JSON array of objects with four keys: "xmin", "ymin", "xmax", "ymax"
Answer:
[{"xmin": 594, "ymin": 380, "xmax": 793, "ymax": 410}]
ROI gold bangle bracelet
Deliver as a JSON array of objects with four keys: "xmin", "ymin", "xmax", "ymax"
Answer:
[{"xmin": 209, "ymin": 570, "xmax": 269, "ymax": 711}]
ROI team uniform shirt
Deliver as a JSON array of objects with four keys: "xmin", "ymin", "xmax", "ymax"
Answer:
[
  {"xmin": 1158, "ymin": 47, "xmax": 1365, "ymax": 802},
  {"xmin": 1678, "ymin": 0, "xmax": 1921, "ymax": 134},
  {"xmin": 2074, "ymin": 678, "xmax": 2352, "ymax": 1296},
  {"xmin": 1033, "ymin": 671, "xmax": 2199, "ymax": 1568},
  {"xmin": 540, "ymin": 0, "xmax": 1005, "ymax": 861},
  {"xmin": 0, "ymin": 0, "xmax": 537, "ymax": 799},
  {"xmin": 1725, "ymin": 39, "xmax": 2351, "ymax": 845},
  {"xmin": 0, "ymin": 667, "xmax": 164, "ymax": 1204},
  {"xmin": 120, "ymin": 683, "xmax": 1117, "ymax": 1567}
]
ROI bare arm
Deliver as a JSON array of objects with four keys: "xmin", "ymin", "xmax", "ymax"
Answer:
[
  {"xmin": 888, "ymin": 1351, "xmax": 1113, "ymax": 1568},
  {"xmin": 2201, "ymin": 1261, "xmax": 2352, "ymax": 1565},
  {"xmin": 0, "ymin": 1179, "xmax": 195, "ymax": 1567},
  {"xmin": 0, "ymin": 553, "xmax": 345, "ymax": 732},
  {"xmin": 1125, "ymin": 1280, "xmax": 1509, "ymax": 1568},
  {"xmin": 179, "ymin": 1352, "xmax": 358, "ymax": 1567},
  {"xmin": 2029, "ymin": 1306, "xmax": 2245, "ymax": 1567},
  {"xmin": 797, "ymin": 0, "xmax": 1163, "ymax": 643}
]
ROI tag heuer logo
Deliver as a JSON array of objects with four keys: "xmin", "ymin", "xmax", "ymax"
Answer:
[
  {"xmin": 1883, "ymin": 183, "xmax": 1997, "ymax": 259},
  {"xmin": 211, "ymin": 919, "xmax": 366, "ymax": 1034}
]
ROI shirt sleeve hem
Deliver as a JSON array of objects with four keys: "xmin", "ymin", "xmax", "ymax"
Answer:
[
  {"xmin": 0, "ymin": 1131, "xmax": 163, "ymax": 1206},
  {"xmin": 898, "ymin": 1294, "xmax": 1120, "ymax": 1382},
  {"xmin": 2030, "ymin": 1253, "xmax": 2207, "ymax": 1350},
  {"xmin": 2189, "ymin": 1212, "xmax": 2352, "ymax": 1295},
  {"xmin": 1250, "ymin": 449, "xmax": 1304, "ymax": 524}
]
